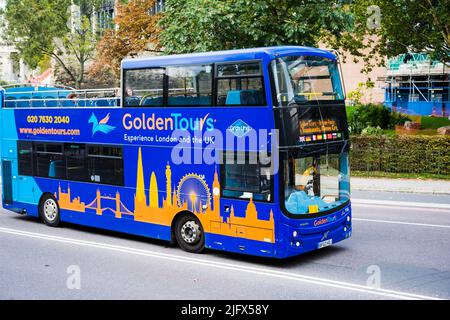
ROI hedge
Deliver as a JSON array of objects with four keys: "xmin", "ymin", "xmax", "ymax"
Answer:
[
  {"xmin": 350, "ymin": 135, "xmax": 450, "ymax": 176},
  {"xmin": 420, "ymin": 116, "xmax": 450, "ymax": 130}
]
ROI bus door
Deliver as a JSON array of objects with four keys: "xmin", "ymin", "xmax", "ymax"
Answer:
[{"xmin": 2, "ymin": 160, "xmax": 13, "ymax": 205}]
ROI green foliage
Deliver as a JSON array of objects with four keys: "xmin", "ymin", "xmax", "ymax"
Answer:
[
  {"xmin": 350, "ymin": 0, "xmax": 450, "ymax": 66},
  {"xmin": 350, "ymin": 135, "xmax": 450, "ymax": 176},
  {"xmin": 1, "ymin": 0, "xmax": 69, "ymax": 68},
  {"xmin": 347, "ymin": 103, "xmax": 409, "ymax": 134},
  {"xmin": 158, "ymin": 0, "xmax": 354, "ymax": 54},
  {"xmin": 361, "ymin": 126, "xmax": 384, "ymax": 136},
  {"xmin": 158, "ymin": 0, "xmax": 449, "ymax": 72},
  {"xmin": 347, "ymin": 81, "xmax": 375, "ymax": 104},
  {"xmin": 420, "ymin": 116, "xmax": 450, "ymax": 130},
  {"xmin": 1, "ymin": 0, "xmax": 101, "ymax": 88}
]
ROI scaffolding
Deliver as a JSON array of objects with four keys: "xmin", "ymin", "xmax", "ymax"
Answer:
[{"xmin": 378, "ymin": 53, "xmax": 450, "ymax": 117}]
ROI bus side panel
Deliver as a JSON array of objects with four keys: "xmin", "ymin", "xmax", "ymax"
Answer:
[
  {"xmin": 205, "ymin": 232, "xmax": 275, "ymax": 257},
  {"xmin": 6, "ymin": 106, "xmax": 281, "ymax": 257},
  {"xmin": 60, "ymin": 208, "xmax": 172, "ymax": 242},
  {"xmin": 0, "ymin": 108, "xmax": 42, "ymax": 216}
]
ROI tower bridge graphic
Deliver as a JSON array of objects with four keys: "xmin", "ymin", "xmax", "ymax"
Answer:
[
  {"xmin": 55, "ymin": 147, "xmax": 275, "ymax": 243},
  {"xmin": 56, "ymin": 184, "xmax": 134, "ymax": 218},
  {"xmin": 84, "ymin": 190, "xmax": 134, "ymax": 218}
]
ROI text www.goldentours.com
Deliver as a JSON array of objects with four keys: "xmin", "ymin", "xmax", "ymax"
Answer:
[{"xmin": 19, "ymin": 127, "xmax": 81, "ymax": 136}]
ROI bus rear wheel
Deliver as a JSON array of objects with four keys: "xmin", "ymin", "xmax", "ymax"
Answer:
[
  {"xmin": 39, "ymin": 194, "xmax": 61, "ymax": 227},
  {"xmin": 175, "ymin": 214, "xmax": 205, "ymax": 253}
]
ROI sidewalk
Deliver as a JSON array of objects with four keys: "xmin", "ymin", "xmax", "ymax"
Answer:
[{"xmin": 351, "ymin": 177, "xmax": 450, "ymax": 195}]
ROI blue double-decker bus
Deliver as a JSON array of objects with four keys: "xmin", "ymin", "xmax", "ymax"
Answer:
[{"xmin": 0, "ymin": 46, "xmax": 351, "ymax": 258}]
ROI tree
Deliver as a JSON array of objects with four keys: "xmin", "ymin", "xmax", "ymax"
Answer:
[
  {"xmin": 1, "ymin": 0, "xmax": 101, "ymax": 88},
  {"xmin": 350, "ymin": 0, "xmax": 450, "ymax": 66},
  {"xmin": 158, "ymin": 0, "xmax": 354, "ymax": 54},
  {"xmin": 91, "ymin": 0, "xmax": 161, "ymax": 78}
]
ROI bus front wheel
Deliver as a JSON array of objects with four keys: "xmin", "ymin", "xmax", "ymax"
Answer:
[
  {"xmin": 39, "ymin": 194, "xmax": 61, "ymax": 227},
  {"xmin": 175, "ymin": 214, "xmax": 205, "ymax": 253}
]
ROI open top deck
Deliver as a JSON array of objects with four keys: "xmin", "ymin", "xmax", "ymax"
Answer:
[{"xmin": 1, "ymin": 84, "xmax": 120, "ymax": 108}]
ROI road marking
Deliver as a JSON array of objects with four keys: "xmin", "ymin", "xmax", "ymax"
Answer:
[
  {"xmin": 0, "ymin": 226, "xmax": 442, "ymax": 300},
  {"xmin": 353, "ymin": 218, "xmax": 450, "ymax": 229},
  {"xmin": 352, "ymin": 199, "xmax": 450, "ymax": 210}
]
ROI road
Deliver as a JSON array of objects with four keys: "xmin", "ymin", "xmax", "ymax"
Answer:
[{"xmin": 0, "ymin": 190, "xmax": 449, "ymax": 300}]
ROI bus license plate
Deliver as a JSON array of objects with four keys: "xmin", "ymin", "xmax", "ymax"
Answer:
[{"xmin": 318, "ymin": 239, "xmax": 333, "ymax": 249}]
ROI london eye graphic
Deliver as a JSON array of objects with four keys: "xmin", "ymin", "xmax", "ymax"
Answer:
[{"xmin": 176, "ymin": 173, "xmax": 211, "ymax": 213}]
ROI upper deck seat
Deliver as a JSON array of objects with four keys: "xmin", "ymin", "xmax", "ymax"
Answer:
[
  {"xmin": 17, "ymin": 97, "xmax": 31, "ymax": 108},
  {"xmin": 225, "ymin": 90, "xmax": 263, "ymax": 106},
  {"xmin": 5, "ymin": 96, "xmax": 17, "ymax": 108},
  {"xmin": 125, "ymin": 96, "xmax": 141, "ymax": 107},
  {"xmin": 45, "ymin": 96, "xmax": 59, "ymax": 107},
  {"xmin": 74, "ymin": 99, "xmax": 87, "ymax": 107},
  {"xmin": 217, "ymin": 96, "xmax": 226, "ymax": 106},
  {"xmin": 95, "ymin": 99, "xmax": 111, "ymax": 107},
  {"xmin": 31, "ymin": 96, "xmax": 44, "ymax": 108},
  {"xmin": 61, "ymin": 99, "xmax": 75, "ymax": 107},
  {"xmin": 141, "ymin": 96, "xmax": 163, "ymax": 107},
  {"xmin": 168, "ymin": 96, "xmax": 212, "ymax": 106}
]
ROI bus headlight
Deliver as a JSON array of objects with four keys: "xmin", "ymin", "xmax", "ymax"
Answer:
[
  {"xmin": 347, "ymin": 216, "xmax": 351, "ymax": 222},
  {"xmin": 293, "ymin": 231, "xmax": 298, "ymax": 238}
]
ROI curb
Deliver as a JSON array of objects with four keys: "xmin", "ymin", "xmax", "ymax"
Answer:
[{"xmin": 351, "ymin": 186, "xmax": 450, "ymax": 195}]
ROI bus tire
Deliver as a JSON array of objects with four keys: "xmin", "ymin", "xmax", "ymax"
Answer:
[
  {"xmin": 175, "ymin": 214, "xmax": 205, "ymax": 253},
  {"xmin": 39, "ymin": 194, "xmax": 61, "ymax": 227}
]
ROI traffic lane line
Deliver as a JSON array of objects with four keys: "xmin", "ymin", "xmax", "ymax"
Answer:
[
  {"xmin": 353, "ymin": 203, "xmax": 450, "ymax": 213},
  {"xmin": 352, "ymin": 199, "xmax": 450, "ymax": 210},
  {"xmin": 353, "ymin": 218, "xmax": 450, "ymax": 229},
  {"xmin": 0, "ymin": 226, "xmax": 442, "ymax": 300}
]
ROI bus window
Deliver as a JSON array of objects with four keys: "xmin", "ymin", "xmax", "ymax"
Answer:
[
  {"xmin": 65, "ymin": 144, "xmax": 88, "ymax": 182},
  {"xmin": 34, "ymin": 143, "xmax": 65, "ymax": 179},
  {"xmin": 216, "ymin": 62, "xmax": 266, "ymax": 106},
  {"xmin": 271, "ymin": 56, "xmax": 344, "ymax": 106},
  {"xmin": 217, "ymin": 62, "xmax": 261, "ymax": 77},
  {"xmin": 124, "ymin": 68, "xmax": 164, "ymax": 107},
  {"xmin": 87, "ymin": 145, "xmax": 124, "ymax": 186},
  {"xmin": 17, "ymin": 141, "xmax": 33, "ymax": 176},
  {"xmin": 222, "ymin": 153, "xmax": 272, "ymax": 202},
  {"xmin": 283, "ymin": 151, "xmax": 350, "ymax": 215},
  {"xmin": 167, "ymin": 65, "xmax": 212, "ymax": 106}
]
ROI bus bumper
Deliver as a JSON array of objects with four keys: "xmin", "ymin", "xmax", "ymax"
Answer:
[{"xmin": 276, "ymin": 205, "xmax": 352, "ymax": 259}]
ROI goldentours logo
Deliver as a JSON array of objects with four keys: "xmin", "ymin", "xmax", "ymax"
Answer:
[
  {"xmin": 314, "ymin": 215, "xmax": 337, "ymax": 227},
  {"xmin": 89, "ymin": 113, "xmax": 116, "ymax": 136}
]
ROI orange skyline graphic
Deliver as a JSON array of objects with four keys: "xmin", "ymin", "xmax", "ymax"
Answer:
[{"xmin": 56, "ymin": 147, "xmax": 275, "ymax": 243}]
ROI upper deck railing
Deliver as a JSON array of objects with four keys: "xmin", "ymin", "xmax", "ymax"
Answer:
[
  {"xmin": 1, "ymin": 83, "xmax": 75, "ymax": 91},
  {"xmin": 1, "ymin": 84, "xmax": 121, "ymax": 109}
]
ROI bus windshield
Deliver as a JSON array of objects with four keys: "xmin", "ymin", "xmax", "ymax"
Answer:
[
  {"xmin": 283, "ymin": 149, "xmax": 350, "ymax": 216},
  {"xmin": 271, "ymin": 56, "xmax": 344, "ymax": 106}
]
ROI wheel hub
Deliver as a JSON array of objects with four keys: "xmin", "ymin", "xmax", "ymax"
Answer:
[
  {"xmin": 43, "ymin": 199, "xmax": 58, "ymax": 222},
  {"xmin": 181, "ymin": 220, "xmax": 201, "ymax": 244}
]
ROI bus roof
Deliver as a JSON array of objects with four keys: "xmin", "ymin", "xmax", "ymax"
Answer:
[{"xmin": 122, "ymin": 46, "xmax": 336, "ymax": 70}]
